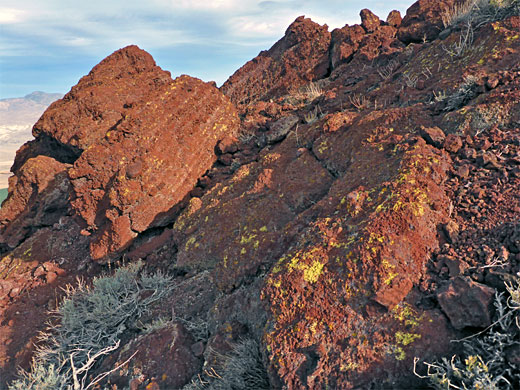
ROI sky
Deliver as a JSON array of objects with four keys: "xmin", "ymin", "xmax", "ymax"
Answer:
[{"xmin": 0, "ymin": 0, "xmax": 416, "ymax": 99}]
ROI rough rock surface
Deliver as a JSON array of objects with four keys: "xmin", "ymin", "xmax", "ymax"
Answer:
[
  {"xmin": 437, "ymin": 276, "xmax": 496, "ymax": 329},
  {"xmin": 397, "ymin": 0, "xmax": 459, "ymax": 43},
  {"xmin": 70, "ymin": 73, "xmax": 239, "ymax": 260},
  {"xmin": 221, "ymin": 16, "xmax": 331, "ymax": 106},
  {"xmin": 1, "ymin": 1, "xmax": 520, "ymax": 389}
]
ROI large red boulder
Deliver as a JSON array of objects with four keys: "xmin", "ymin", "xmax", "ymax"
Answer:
[
  {"xmin": 32, "ymin": 45, "xmax": 172, "ymax": 153},
  {"xmin": 66, "ymin": 73, "xmax": 239, "ymax": 260},
  {"xmin": 221, "ymin": 16, "xmax": 331, "ymax": 106}
]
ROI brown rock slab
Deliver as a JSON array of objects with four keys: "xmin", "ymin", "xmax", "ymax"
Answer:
[
  {"xmin": 102, "ymin": 323, "xmax": 201, "ymax": 389},
  {"xmin": 330, "ymin": 24, "xmax": 366, "ymax": 69},
  {"xmin": 266, "ymin": 114, "xmax": 299, "ymax": 144},
  {"xmin": 0, "ymin": 156, "xmax": 70, "ymax": 248},
  {"xmin": 443, "ymin": 220, "xmax": 459, "ymax": 243},
  {"xmin": 33, "ymin": 45, "xmax": 172, "ymax": 152},
  {"xmin": 66, "ymin": 72, "xmax": 238, "ymax": 260},
  {"xmin": 437, "ymin": 277, "xmax": 495, "ymax": 330},
  {"xmin": 443, "ymin": 134, "xmax": 463, "ymax": 153}
]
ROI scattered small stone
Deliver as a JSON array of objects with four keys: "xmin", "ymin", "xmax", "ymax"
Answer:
[
  {"xmin": 443, "ymin": 220, "xmax": 459, "ymax": 243},
  {"xmin": 460, "ymin": 147, "xmax": 477, "ymax": 160},
  {"xmin": 454, "ymin": 165, "xmax": 470, "ymax": 179},
  {"xmin": 443, "ymin": 134, "xmax": 462, "ymax": 153},
  {"xmin": 191, "ymin": 341, "xmax": 205, "ymax": 357}
]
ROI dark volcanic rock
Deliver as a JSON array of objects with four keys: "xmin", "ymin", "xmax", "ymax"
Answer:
[
  {"xmin": 437, "ymin": 276, "xmax": 496, "ymax": 330},
  {"xmin": 221, "ymin": 16, "xmax": 331, "ymax": 106}
]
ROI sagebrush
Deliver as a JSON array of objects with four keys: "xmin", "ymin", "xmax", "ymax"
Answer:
[{"xmin": 8, "ymin": 262, "xmax": 172, "ymax": 390}]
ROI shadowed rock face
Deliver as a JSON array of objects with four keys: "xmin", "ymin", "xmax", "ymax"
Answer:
[{"xmin": 1, "ymin": 1, "xmax": 520, "ymax": 389}]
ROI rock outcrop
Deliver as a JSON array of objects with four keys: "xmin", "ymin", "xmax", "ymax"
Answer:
[
  {"xmin": 1, "ymin": 1, "xmax": 520, "ymax": 389},
  {"xmin": 0, "ymin": 45, "xmax": 239, "ymax": 261},
  {"xmin": 221, "ymin": 16, "xmax": 331, "ymax": 106}
]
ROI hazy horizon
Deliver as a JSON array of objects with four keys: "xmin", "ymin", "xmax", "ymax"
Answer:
[{"xmin": 0, "ymin": 0, "xmax": 416, "ymax": 100}]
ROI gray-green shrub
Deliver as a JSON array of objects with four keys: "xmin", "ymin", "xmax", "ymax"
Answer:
[{"xmin": 9, "ymin": 261, "xmax": 172, "ymax": 390}]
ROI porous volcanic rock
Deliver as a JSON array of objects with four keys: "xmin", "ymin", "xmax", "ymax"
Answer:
[
  {"xmin": 2, "ymin": 2, "xmax": 520, "ymax": 389},
  {"xmin": 360, "ymin": 8, "xmax": 382, "ymax": 33},
  {"xmin": 221, "ymin": 16, "xmax": 331, "ymax": 106},
  {"xmin": 386, "ymin": 10, "xmax": 403, "ymax": 27},
  {"xmin": 330, "ymin": 24, "xmax": 366, "ymax": 69}
]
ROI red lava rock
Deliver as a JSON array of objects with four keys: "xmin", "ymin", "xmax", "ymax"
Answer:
[
  {"xmin": 486, "ymin": 76, "xmax": 500, "ymax": 89},
  {"xmin": 443, "ymin": 134, "xmax": 463, "ymax": 153},
  {"xmin": 45, "ymin": 272, "xmax": 57, "ymax": 284},
  {"xmin": 478, "ymin": 152, "xmax": 501, "ymax": 170},
  {"xmin": 398, "ymin": 0, "xmax": 458, "ymax": 43},
  {"xmin": 454, "ymin": 164, "xmax": 470, "ymax": 178},
  {"xmin": 386, "ymin": 10, "xmax": 402, "ymax": 27},
  {"xmin": 32, "ymin": 45, "xmax": 172, "ymax": 152},
  {"xmin": 218, "ymin": 153, "xmax": 233, "ymax": 166},
  {"xmin": 125, "ymin": 160, "xmax": 143, "ymax": 179},
  {"xmin": 437, "ymin": 276, "xmax": 495, "ymax": 330},
  {"xmin": 102, "ymin": 323, "xmax": 201, "ymax": 389},
  {"xmin": 330, "ymin": 24, "xmax": 365, "ymax": 69},
  {"xmin": 460, "ymin": 147, "xmax": 477, "ymax": 160},
  {"xmin": 221, "ymin": 16, "xmax": 331, "ymax": 106},
  {"xmin": 266, "ymin": 114, "xmax": 299, "ymax": 144},
  {"xmin": 360, "ymin": 9, "xmax": 381, "ymax": 33},
  {"xmin": 420, "ymin": 126, "xmax": 446, "ymax": 147},
  {"xmin": 61, "ymin": 56, "xmax": 238, "ymax": 259},
  {"xmin": 2, "ymin": 4, "xmax": 520, "ymax": 390}
]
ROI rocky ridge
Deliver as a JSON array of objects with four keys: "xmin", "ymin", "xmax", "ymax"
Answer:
[{"xmin": 0, "ymin": 1, "xmax": 519, "ymax": 389}]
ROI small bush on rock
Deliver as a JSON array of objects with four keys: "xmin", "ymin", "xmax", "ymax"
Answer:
[
  {"xmin": 443, "ymin": 0, "xmax": 520, "ymax": 29},
  {"xmin": 183, "ymin": 338, "xmax": 270, "ymax": 390},
  {"xmin": 414, "ymin": 281, "xmax": 520, "ymax": 389},
  {"xmin": 8, "ymin": 261, "xmax": 172, "ymax": 390}
]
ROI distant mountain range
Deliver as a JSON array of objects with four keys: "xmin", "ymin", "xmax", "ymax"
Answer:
[{"xmin": 0, "ymin": 91, "xmax": 63, "ymax": 188}]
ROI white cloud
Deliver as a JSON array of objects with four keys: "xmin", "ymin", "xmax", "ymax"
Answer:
[{"xmin": 0, "ymin": 8, "xmax": 26, "ymax": 23}]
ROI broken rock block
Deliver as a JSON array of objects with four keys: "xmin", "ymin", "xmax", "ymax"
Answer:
[{"xmin": 437, "ymin": 276, "xmax": 495, "ymax": 330}]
